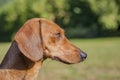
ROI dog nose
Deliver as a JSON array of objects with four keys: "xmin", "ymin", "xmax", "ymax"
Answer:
[{"xmin": 80, "ymin": 51, "xmax": 87, "ymax": 60}]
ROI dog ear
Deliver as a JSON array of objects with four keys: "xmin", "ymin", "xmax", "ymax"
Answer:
[{"xmin": 14, "ymin": 19, "xmax": 43, "ymax": 62}]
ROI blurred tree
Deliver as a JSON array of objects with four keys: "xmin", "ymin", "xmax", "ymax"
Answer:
[
  {"xmin": 0, "ymin": 0, "xmax": 67, "ymax": 41},
  {"xmin": 64, "ymin": 0, "xmax": 101, "ymax": 37},
  {"xmin": 0, "ymin": 0, "xmax": 120, "ymax": 41},
  {"xmin": 87, "ymin": 0, "xmax": 119, "ymax": 29},
  {"xmin": 86, "ymin": 0, "xmax": 120, "ymax": 37},
  {"xmin": 0, "ymin": 0, "xmax": 10, "ymax": 6}
]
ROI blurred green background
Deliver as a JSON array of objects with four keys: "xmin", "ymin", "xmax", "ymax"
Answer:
[
  {"xmin": 0, "ymin": 0, "xmax": 120, "ymax": 80},
  {"xmin": 0, "ymin": 0, "xmax": 120, "ymax": 41}
]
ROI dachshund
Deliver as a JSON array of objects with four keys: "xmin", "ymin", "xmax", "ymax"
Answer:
[{"xmin": 0, "ymin": 18, "xmax": 87, "ymax": 80}]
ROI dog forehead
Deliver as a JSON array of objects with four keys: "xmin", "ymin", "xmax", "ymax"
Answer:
[
  {"xmin": 41, "ymin": 19, "xmax": 64, "ymax": 32},
  {"xmin": 23, "ymin": 18, "xmax": 64, "ymax": 33}
]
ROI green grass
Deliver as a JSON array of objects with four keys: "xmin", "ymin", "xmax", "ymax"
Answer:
[{"xmin": 0, "ymin": 37, "xmax": 120, "ymax": 80}]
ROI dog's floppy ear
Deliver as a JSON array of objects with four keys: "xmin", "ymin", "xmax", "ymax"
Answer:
[{"xmin": 14, "ymin": 19, "xmax": 43, "ymax": 62}]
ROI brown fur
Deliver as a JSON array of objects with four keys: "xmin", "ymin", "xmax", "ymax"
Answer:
[{"xmin": 0, "ymin": 18, "xmax": 87, "ymax": 80}]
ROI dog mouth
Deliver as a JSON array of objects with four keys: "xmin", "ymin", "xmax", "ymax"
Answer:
[{"xmin": 53, "ymin": 56, "xmax": 72, "ymax": 64}]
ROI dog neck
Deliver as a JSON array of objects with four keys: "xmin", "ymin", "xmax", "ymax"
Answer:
[
  {"xmin": 0, "ymin": 41, "xmax": 43, "ymax": 80},
  {"xmin": 0, "ymin": 41, "xmax": 30, "ymax": 69}
]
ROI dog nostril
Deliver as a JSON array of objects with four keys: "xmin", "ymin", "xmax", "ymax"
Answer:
[{"xmin": 80, "ymin": 51, "xmax": 87, "ymax": 60}]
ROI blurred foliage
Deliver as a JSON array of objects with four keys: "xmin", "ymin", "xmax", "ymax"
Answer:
[{"xmin": 0, "ymin": 0, "xmax": 120, "ymax": 41}]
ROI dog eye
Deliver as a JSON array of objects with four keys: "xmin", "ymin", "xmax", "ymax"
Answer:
[{"xmin": 55, "ymin": 33, "xmax": 61, "ymax": 38}]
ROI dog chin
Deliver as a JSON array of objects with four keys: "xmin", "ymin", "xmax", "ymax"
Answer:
[{"xmin": 53, "ymin": 56, "xmax": 77, "ymax": 64}]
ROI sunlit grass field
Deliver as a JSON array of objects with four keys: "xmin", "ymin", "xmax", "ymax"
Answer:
[{"xmin": 0, "ymin": 37, "xmax": 120, "ymax": 80}]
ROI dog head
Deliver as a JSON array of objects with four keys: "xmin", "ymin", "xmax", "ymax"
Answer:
[{"xmin": 15, "ymin": 18, "xmax": 87, "ymax": 64}]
